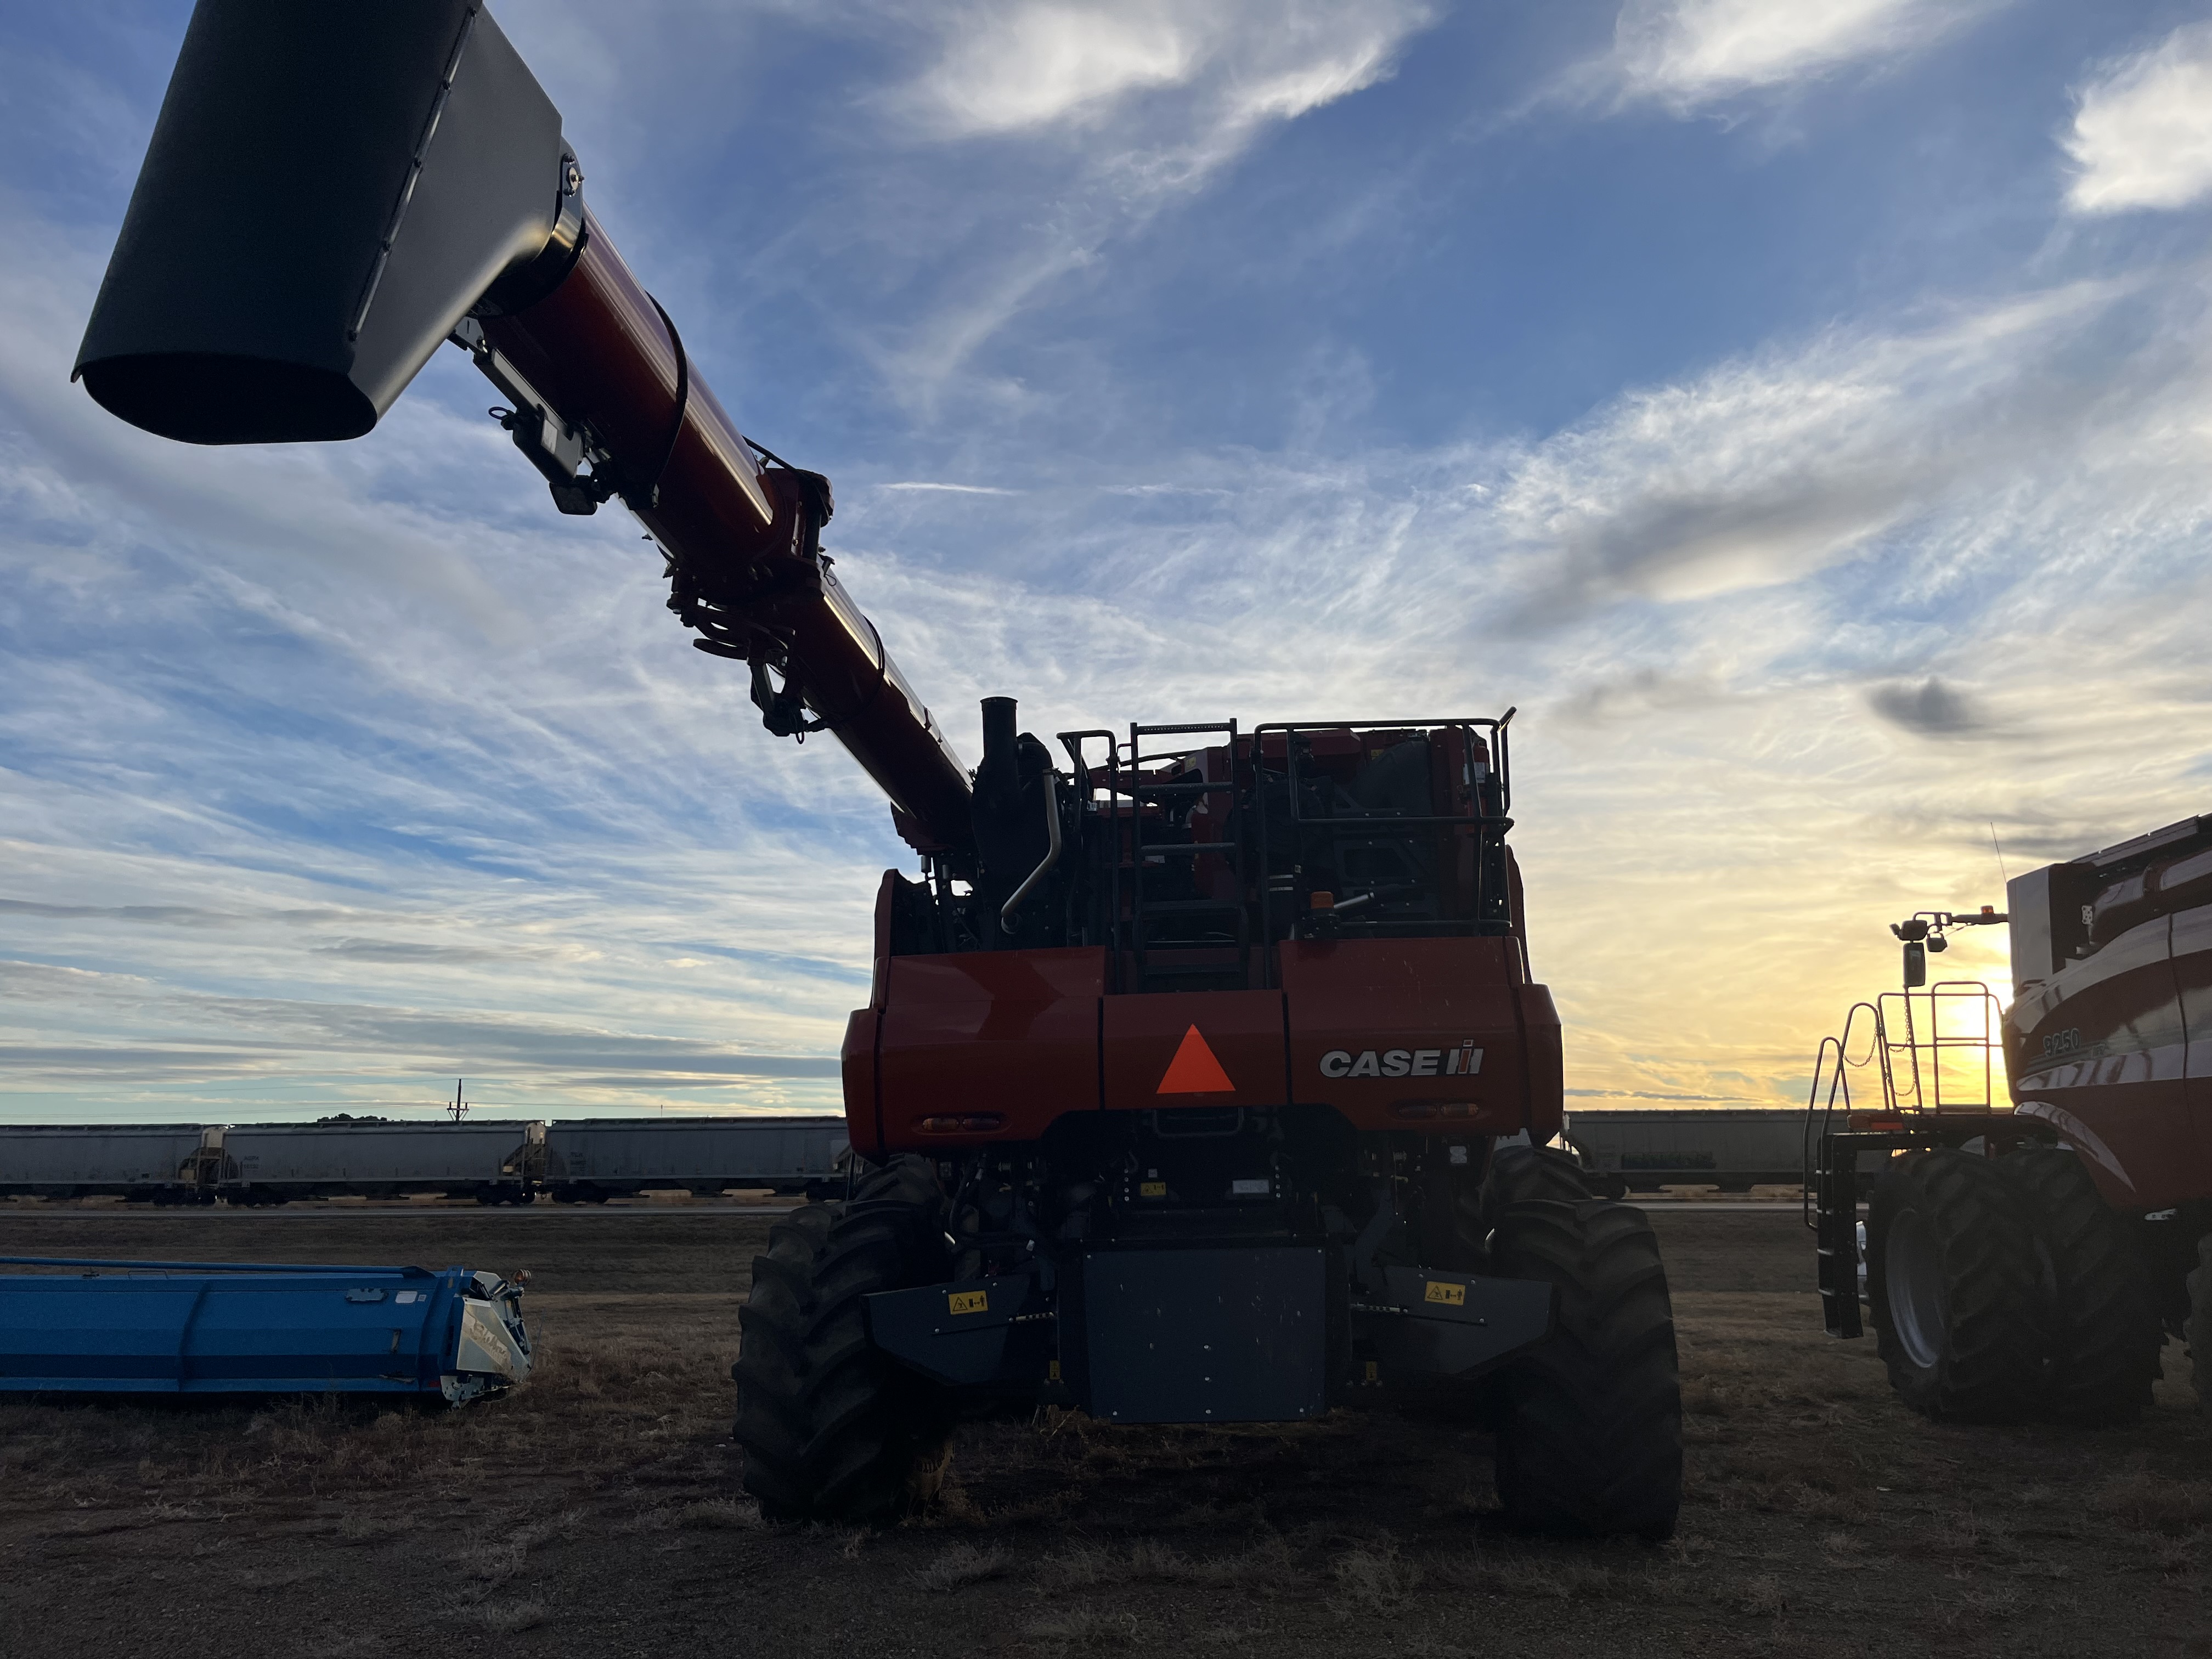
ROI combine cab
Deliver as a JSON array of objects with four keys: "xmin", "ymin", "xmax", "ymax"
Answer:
[{"xmin": 1808, "ymin": 820, "xmax": 2212, "ymax": 1421}]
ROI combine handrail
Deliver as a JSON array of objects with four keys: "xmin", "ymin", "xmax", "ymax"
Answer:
[{"xmin": 1800, "ymin": 981, "xmax": 2006, "ymax": 1228}]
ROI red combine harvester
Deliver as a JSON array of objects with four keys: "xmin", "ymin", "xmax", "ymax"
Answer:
[
  {"xmin": 74, "ymin": 2, "xmax": 1680, "ymax": 1534},
  {"xmin": 1809, "ymin": 825, "xmax": 2212, "ymax": 1421}
]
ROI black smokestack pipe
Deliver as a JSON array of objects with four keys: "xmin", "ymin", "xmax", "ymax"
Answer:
[{"xmin": 979, "ymin": 697, "xmax": 1019, "ymax": 785}]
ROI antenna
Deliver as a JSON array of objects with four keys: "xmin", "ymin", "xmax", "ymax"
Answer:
[
  {"xmin": 1989, "ymin": 820, "xmax": 2010, "ymax": 884},
  {"xmin": 449, "ymin": 1079, "xmax": 468, "ymax": 1122}
]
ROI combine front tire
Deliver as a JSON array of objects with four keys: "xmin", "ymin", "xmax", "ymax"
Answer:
[
  {"xmin": 1999, "ymin": 1147, "xmax": 2159, "ymax": 1425},
  {"xmin": 1482, "ymin": 1143, "xmax": 1594, "ymax": 1216},
  {"xmin": 1424, "ymin": 1141, "xmax": 1595, "ymax": 1271},
  {"xmin": 1488, "ymin": 1198, "xmax": 1681, "ymax": 1540},
  {"xmin": 1866, "ymin": 1150, "xmax": 2044, "ymax": 1421},
  {"xmin": 732, "ymin": 1156, "xmax": 954, "ymax": 1523}
]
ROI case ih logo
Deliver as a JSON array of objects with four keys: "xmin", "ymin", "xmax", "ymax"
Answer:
[{"xmin": 1319, "ymin": 1040, "xmax": 1483, "ymax": 1079}]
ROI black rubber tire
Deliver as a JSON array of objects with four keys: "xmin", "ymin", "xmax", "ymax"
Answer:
[
  {"xmin": 1488, "ymin": 1198, "xmax": 1681, "ymax": 1540},
  {"xmin": 1477, "ymin": 1143, "xmax": 1594, "ymax": 1239},
  {"xmin": 1998, "ymin": 1147, "xmax": 2159, "ymax": 1425},
  {"xmin": 2187, "ymin": 1234, "xmax": 2212, "ymax": 1417},
  {"xmin": 732, "ymin": 1154, "xmax": 954, "ymax": 1523},
  {"xmin": 1867, "ymin": 1149, "xmax": 2045, "ymax": 1423},
  {"xmin": 1420, "ymin": 1140, "xmax": 1593, "ymax": 1269}
]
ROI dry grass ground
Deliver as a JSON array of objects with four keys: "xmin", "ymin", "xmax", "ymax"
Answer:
[{"xmin": 1, "ymin": 1207, "xmax": 2205, "ymax": 1657}]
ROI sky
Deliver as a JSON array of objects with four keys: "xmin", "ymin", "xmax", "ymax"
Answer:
[{"xmin": 4, "ymin": 0, "xmax": 2212, "ymax": 1124}]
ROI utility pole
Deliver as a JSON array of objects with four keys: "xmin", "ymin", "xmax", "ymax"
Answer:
[{"xmin": 449, "ymin": 1078, "xmax": 467, "ymax": 1122}]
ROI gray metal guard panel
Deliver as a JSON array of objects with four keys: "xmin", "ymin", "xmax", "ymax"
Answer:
[{"xmin": 1080, "ymin": 1247, "xmax": 1327, "ymax": 1424}]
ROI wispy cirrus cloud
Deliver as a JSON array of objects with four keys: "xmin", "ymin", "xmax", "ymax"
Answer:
[
  {"xmin": 898, "ymin": 0, "xmax": 1431, "ymax": 150},
  {"xmin": 1486, "ymin": 280, "xmax": 2138, "ymax": 618},
  {"xmin": 1570, "ymin": 0, "xmax": 2008, "ymax": 114},
  {"xmin": 847, "ymin": 0, "xmax": 1434, "ymax": 400}
]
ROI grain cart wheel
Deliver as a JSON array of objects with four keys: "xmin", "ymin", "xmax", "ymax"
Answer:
[
  {"xmin": 1489, "ymin": 1199, "xmax": 1681, "ymax": 1540},
  {"xmin": 733, "ymin": 1155, "xmax": 955, "ymax": 1523},
  {"xmin": 2187, "ymin": 1234, "xmax": 2212, "ymax": 1415},
  {"xmin": 1999, "ymin": 1147, "xmax": 2159, "ymax": 1425},
  {"xmin": 1866, "ymin": 1150, "xmax": 2044, "ymax": 1421}
]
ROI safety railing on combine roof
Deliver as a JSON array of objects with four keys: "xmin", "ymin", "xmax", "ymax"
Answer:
[
  {"xmin": 1807, "ymin": 981, "xmax": 2005, "ymax": 1123},
  {"xmin": 1252, "ymin": 715, "xmax": 1515, "ymax": 957},
  {"xmin": 1800, "ymin": 980, "xmax": 2007, "ymax": 1337}
]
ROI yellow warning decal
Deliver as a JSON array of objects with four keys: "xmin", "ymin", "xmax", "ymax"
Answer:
[
  {"xmin": 1048, "ymin": 1359, "xmax": 1063, "ymax": 1382},
  {"xmin": 1424, "ymin": 1280, "xmax": 1467, "ymax": 1306},
  {"xmin": 1140, "ymin": 1180, "xmax": 1167, "ymax": 1198},
  {"xmin": 948, "ymin": 1289, "xmax": 989, "ymax": 1316}
]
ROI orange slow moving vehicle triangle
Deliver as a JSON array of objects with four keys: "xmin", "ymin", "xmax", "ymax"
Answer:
[{"xmin": 1156, "ymin": 1024, "xmax": 1235, "ymax": 1094}]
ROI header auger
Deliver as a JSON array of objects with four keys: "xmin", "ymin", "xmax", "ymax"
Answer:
[{"xmin": 78, "ymin": 0, "xmax": 1682, "ymax": 1538}]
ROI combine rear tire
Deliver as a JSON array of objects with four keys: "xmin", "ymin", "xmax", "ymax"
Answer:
[
  {"xmin": 732, "ymin": 1155, "xmax": 954, "ymax": 1523},
  {"xmin": 1867, "ymin": 1150, "xmax": 2044, "ymax": 1422},
  {"xmin": 2187, "ymin": 1234, "xmax": 2212, "ymax": 1415},
  {"xmin": 1489, "ymin": 1198, "xmax": 1681, "ymax": 1540},
  {"xmin": 1999, "ymin": 1147, "xmax": 2159, "ymax": 1425}
]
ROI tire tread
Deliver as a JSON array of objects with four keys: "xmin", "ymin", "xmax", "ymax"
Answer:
[
  {"xmin": 1868, "ymin": 1149, "xmax": 2044, "ymax": 1423},
  {"xmin": 732, "ymin": 1157, "xmax": 951, "ymax": 1522},
  {"xmin": 1998, "ymin": 1147, "xmax": 2159, "ymax": 1425},
  {"xmin": 1489, "ymin": 1198, "xmax": 1682, "ymax": 1540}
]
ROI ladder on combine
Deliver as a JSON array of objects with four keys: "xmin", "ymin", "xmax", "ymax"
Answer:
[
  {"xmin": 1060, "ymin": 724, "xmax": 1253, "ymax": 993},
  {"xmin": 1124, "ymin": 721, "xmax": 1249, "ymax": 993},
  {"xmin": 1802, "ymin": 983, "xmax": 2008, "ymax": 1338}
]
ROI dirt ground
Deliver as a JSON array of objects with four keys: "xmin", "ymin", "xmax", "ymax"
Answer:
[{"xmin": 1, "ymin": 1205, "xmax": 2206, "ymax": 1658}]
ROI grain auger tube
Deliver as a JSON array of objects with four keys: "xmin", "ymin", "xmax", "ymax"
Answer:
[{"xmin": 79, "ymin": 0, "xmax": 1682, "ymax": 1538}]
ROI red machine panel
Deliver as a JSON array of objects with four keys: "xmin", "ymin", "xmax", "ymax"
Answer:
[
  {"xmin": 1280, "ymin": 938, "xmax": 1551, "ymax": 1136},
  {"xmin": 876, "ymin": 950, "xmax": 1105, "ymax": 1147},
  {"xmin": 841, "ymin": 1008, "xmax": 884, "ymax": 1158},
  {"xmin": 1102, "ymin": 991, "xmax": 1289, "ymax": 1112},
  {"xmin": 2010, "ymin": 912, "xmax": 2194, "ymax": 1211}
]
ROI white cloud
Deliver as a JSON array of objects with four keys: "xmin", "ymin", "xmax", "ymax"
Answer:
[
  {"xmin": 863, "ymin": 2, "xmax": 1428, "ymax": 394},
  {"xmin": 1591, "ymin": 0, "xmax": 1999, "ymax": 112},
  {"xmin": 911, "ymin": 3, "xmax": 1200, "ymax": 134},
  {"xmin": 2064, "ymin": 21, "xmax": 2212, "ymax": 215},
  {"xmin": 1489, "ymin": 282, "xmax": 2131, "ymax": 616},
  {"xmin": 904, "ymin": 1, "xmax": 1425, "ymax": 139}
]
